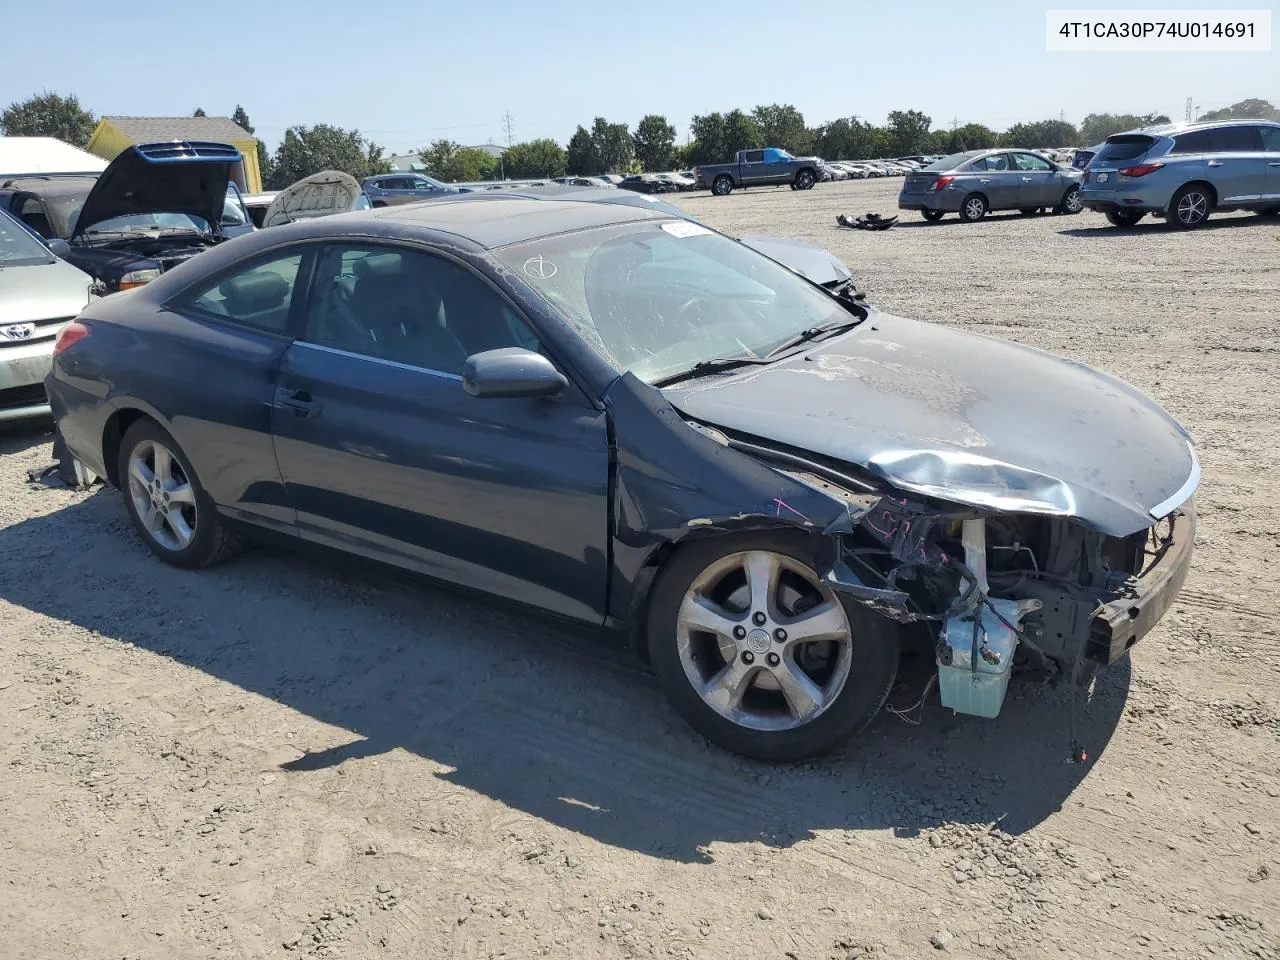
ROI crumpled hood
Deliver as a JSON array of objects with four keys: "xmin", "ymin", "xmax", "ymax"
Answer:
[
  {"xmin": 72, "ymin": 141, "xmax": 238, "ymax": 238},
  {"xmin": 663, "ymin": 311, "xmax": 1198, "ymax": 537},
  {"xmin": 0, "ymin": 258, "xmax": 93, "ymax": 324}
]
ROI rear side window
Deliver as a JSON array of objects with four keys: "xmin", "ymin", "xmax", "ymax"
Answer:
[
  {"xmin": 1261, "ymin": 127, "xmax": 1280, "ymax": 152},
  {"xmin": 1169, "ymin": 129, "xmax": 1217, "ymax": 154},
  {"xmin": 742, "ymin": 151, "xmax": 764, "ymax": 163},
  {"xmin": 1209, "ymin": 125, "xmax": 1260, "ymax": 151},
  {"xmin": 969, "ymin": 154, "xmax": 1009, "ymax": 172},
  {"xmin": 185, "ymin": 253, "xmax": 304, "ymax": 333},
  {"xmin": 1094, "ymin": 135, "xmax": 1156, "ymax": 163}
]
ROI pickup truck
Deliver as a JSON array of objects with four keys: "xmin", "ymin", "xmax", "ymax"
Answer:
[{"xmin": 693, "ymin": 148, "xmax": 824, "ymax": 196}]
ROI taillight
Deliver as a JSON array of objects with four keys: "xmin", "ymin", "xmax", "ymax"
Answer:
[
  {"xmin": 53, "ymin": 321, "xmax": 89, "ymax": 357},
  {"xmin": 1119, "ymin": 162, "xmax": 1164, "ymax": 178},
  {"xmin": 930, "ymin": 176, "xmax": 955, "ymax": 191}
]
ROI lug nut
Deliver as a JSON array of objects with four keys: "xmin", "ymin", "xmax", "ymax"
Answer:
[
  {"xmin": 766, "ymin": 652, "xmax": 780, "ymax": 667},
  {"xmin": 741, "ymin": 651, "xmax": 755, "ymax": 665},
  {"xmin": 752, "ymin": 611, "xmax": 767, "ymax": 626},
  {"xmin": 774, "ymin": 628, "xmax": 787, "ymax": 642},
  {"xmin": 733, "ymin": 625, "xmax": 746, "ymax": 640}
]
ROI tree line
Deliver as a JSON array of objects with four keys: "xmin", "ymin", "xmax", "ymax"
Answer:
[{"xmin": 5, "ymin": 91, "xmax": 1278, "ymax": 187}]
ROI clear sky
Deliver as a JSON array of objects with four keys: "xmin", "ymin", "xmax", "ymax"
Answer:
[{"xmin": 4, "ymin": 0, "xmax": 1275, "ymax": 153}]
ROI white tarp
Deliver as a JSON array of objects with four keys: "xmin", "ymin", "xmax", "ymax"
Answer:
[{"xmin": 0, "ymin": 137, "xmax": 108, "ymax": 176}]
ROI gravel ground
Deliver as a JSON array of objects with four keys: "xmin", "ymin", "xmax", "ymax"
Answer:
[{"xmin": 2, "ymin": 178, "xmax": 1278, "ymax": 960}]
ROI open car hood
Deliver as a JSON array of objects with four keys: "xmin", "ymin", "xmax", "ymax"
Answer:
[
  {"xmin": 71, "ymin": 141, "xmax": 240, "ymax": 239},
  {"xmin": 263, "ymin": 170, "xmax": 363, "ymax": 227},
  {"xmin": 662, "ymin": 311, "xmax": 1198, "ymax": 537}
]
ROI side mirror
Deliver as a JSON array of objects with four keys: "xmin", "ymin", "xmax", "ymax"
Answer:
[
  {"xmin": 47, "ymin": 238, "xmax": 72, "ymax": 258},
  {"xmin": 463, "ymin": 348, "xmax": 566, "ymax": 399}
]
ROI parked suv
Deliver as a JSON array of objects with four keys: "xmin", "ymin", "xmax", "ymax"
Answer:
[
  {"xmin": 1081, "ymin": 120, "xmax": 1280, "ymax": 228},
  {"xmin": 360, "ymin": 173, "xmax": 468, "ymax": 206}
]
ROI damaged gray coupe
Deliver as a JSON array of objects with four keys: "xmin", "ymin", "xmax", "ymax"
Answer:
[{"xmin": 46, "ymin": 196, "xmax": 1197, "ymax": 761}]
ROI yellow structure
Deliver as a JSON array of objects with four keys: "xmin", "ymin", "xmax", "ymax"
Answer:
[{"xmin": 87, "ymin": 116, "xmax": 263, "ymax": 192}]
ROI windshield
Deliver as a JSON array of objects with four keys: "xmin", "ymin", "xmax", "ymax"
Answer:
[
  {"xmin": 41, "ymin": 192, "xmax": 210, "ymax": 238},
  {"xmin": 0, "ymin": 210, "xmax": 55, "ymax": 265},
  {"xmin": 495, "ymin": 221, "xmax": 858, "ymax": 384},
  {"xmin": 1092, "ymin": 135, "xmax": 1156, "ymax": 164}
]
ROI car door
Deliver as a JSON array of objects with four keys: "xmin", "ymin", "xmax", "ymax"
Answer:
[
  {"xmin": 154, "ymin": 247, "xmax": 314, "ymax": 533},
  {"xmin": 270, "ymin": 241, "xmax": 612, "ymax": 623},
  {"xmin": 1260, "ymin": 125, "xmax": 1280, "ymax": 204},
  {"xmin": 967, "ymin": 153, "xmax": 1018, "ymax": 208},
  {"xmin": 1011, "ymin": 151, "xmax": 1058, "ymax": 206},
  {"xmin": 739, "ymin": 150, "xmax": 767, "ymax": 185},
  {"xmin": 1188, "ymin": 125, "xmax": 1264, "ymax": 204}
]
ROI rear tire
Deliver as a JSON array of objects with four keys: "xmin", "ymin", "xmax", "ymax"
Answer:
[
  {"xmin": 921, "ymin": 209, "xmax": 945, "ymax": 221},
  {"xmin": 958, "ymin": 193, "xmax": 988, "ymax": 222},
  {"xmin": 712, "ymin": 175, "xmax": 733, "ymax": 197},
  {"xmin": 1054, "ymin": 186, "xmax": 1083, "ymax": 215},
  {"xmin": 1168, "ymin": 183, "xmax": 1212, "ymax": 229},
  {"xmin": 646, "ymin": 531, "xmax": 900, "ymax": 762},
  {"xmin": 117, "ymin": 419, "xmax": 244, "ymax": 569},
  {"xmin": 1105, "ymin": 209, "xmax": 1144, "ymax": 227}
]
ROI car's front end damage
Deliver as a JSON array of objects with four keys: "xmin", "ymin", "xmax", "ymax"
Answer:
[{"xmin": 676, "ymin": 421, "xmax": 1197, "ymax": 721}]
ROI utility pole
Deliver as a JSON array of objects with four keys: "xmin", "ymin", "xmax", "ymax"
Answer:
[
  {"xmin": 951, "ymin": 115, "xmax": 958, "ymax": 132},
  {"xmin": 502, "ymin": 111, "xmax": 514, "ymax": 148}
]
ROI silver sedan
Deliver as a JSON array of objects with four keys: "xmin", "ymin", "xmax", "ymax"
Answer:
[{"xmin": 898, "ymin": 148, "xmax": 1085, "ymax": 222}]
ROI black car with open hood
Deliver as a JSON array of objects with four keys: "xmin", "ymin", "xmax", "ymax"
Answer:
[{"xmin": 1, "ymin": 141, "xmax": 243, "ymax": 293}]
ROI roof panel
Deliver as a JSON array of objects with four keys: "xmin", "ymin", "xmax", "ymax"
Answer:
[{"xmin": 103, "ymin": 116, "xmax": 254, "ymax": 143}]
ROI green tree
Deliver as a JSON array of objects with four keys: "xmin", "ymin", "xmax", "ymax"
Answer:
[
  {"xmin": 0, "ymin": 91, "xmax": 96, "ymax": 147},
  {"xmin": 687, "ymin": 112, "xmax": 727, "ymax": 165},
  {"xmin": 418, "ymin": 140, "xmax": 499, "ymax": 182},
  {"xmin": 750, "ymin": 104, "xmax": 811, "ymax": 154},
  {"xmin": 503, "ymin": 138, "xmax": 567, "ymax": 178},
  {"xmin": 937, "ymin": 122, "xmax": 997, "ymax": 153},
  {"xmin": 885, "ymin": 109, "xmax": 933, "ymax": 156},
  {"xmin": 566, "ymin": 126, "xmax": 597, "ymax": 175},
  {"xmin": 632, "ymin": 114, "xmax": 676, "ymax": 171},
  {"xmin": 1078, "ymin": 112, "xmax": 1169, "ymax": 145},
  {"xmin": 812, "ymin": 117, "xmax": 880, "ymax": 160},
  {"xmin": 269, "ymin": 124, "xmax": 390, "ymax": 188},
  {"xmin": 590, "ymin": 117, "xmax": 634, "ymax": 173},
  {"xmin": 1003, "ymin": 119, "xmax": 1079, "ymax": 148},
  {"xmin": 193, "ymin": 107, "xmax": 207, "ymax": 117},
  {"xmin": 722, "ymin": 109, "xmax": 764, "ymax": 156},
  {"xmin": 1199, "ymin": 98, "xmax": 1279, "ymax": 122}
]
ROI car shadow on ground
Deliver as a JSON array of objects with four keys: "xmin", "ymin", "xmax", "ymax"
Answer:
[
  {"xmin": 890, "ymin": 212, "xmax": 1064, "ymax": 228},
  {"xmin": 0, "ymin": 419, "xmax": 54, "ymax": 457},
  {"xmin": 0, "ymin": 492, "xmax": 1129, "ymax": 863},
  {"xmin": 1060, "ymin": 213, "xmax": 1278, "ymax": 237}
]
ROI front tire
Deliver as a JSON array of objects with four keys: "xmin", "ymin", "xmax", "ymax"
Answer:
[
  {"xmin": 1168, "ymin": 184, "xmax": 1212, "ymax": 229},
  {"xmin": 958, "ymin": 193, "xmax": 988, "ymax": 222},
  {"xmin": 646, "ymin": 532, "xmax": 900, "ymax": 762},
  {"xmin": 795, "ymin": 169, "xmax": 816, "ymax": 190},
  {"xmin": 921, "ymin": 209, "xmax": 945, "ymax": 222},
  {"xmin": 118, "ymin": 419, "xmax": 244, "ymax": 569},
  {"xmin": 1105, "ymin": 209, "xmax": 1145, "ymax": 227}
]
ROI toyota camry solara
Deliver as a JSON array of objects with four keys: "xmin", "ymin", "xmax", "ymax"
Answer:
[{"xmin": 46, "ymin": 197, "xmax": 1198, "ymax": 761}]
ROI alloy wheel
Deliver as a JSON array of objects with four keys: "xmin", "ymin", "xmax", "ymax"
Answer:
[
  {"xmin": 1177, "ymin": 191, "xmax": 1208, "ymax": 225},
  {"xmin": 127, "ymin": 440, "xmax": 198, "ymax": 551},
  {"xmin": 1063, "ymin": 188, "xmax": 1082, "ymax": 213},
  {"xmin": 675, "ymin": 550, "xmax": 854, "ymax": 732}
]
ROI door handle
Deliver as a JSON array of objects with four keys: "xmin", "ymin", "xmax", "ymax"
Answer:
[
  {"xmin": 276, "ymin": 387, "xmax": 322, "ymax": 418},
  {"xmin": 1269, "ymin": 161, "xmax": 1280, "ymax": 166},
  {"xmin": 1207, "ymin": 160, "xmax": 1223, "ymax": 167},
  {"xmin": 1021, "ymin": 177, "xmax": 1034, "ymax": 182},
  {"xmin": 979, "ymin": 178, "xmax": 991, "ymax": 183}
]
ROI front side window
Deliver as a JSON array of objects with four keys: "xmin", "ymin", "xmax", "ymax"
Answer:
[
  {"xmin": 495, "ymin": 221, "xmax": 859, "ymax": 385},
  {"xmin": 303, "ymin": 244, "xmax": 539, "ymax": 375},
  {"xmin": 1260, "ymin": 126, "xmax": 1280, "ymax": 152},
  {"xmin": 185, "ymin": 253, "xmax": 304, "ymax": 333},
  {"xmin": 1013, "ymin": 152, "xmax": 1052, "ymax": 172}
]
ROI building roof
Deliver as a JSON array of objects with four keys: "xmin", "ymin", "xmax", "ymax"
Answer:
[
  {"xmin": 464, "ymin": 143, "xmax": 507, "ymax": 159},
  {"xmin": 101, "ymin": 116, "xmax": 255, "ymax": 143},
  {"xmin": 0, "ymin": 137, "xmax": 108, "ymax": 176}
]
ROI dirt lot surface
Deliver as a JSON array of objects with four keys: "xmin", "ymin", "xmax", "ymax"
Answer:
[{"xmin": 2, "ymin": 178, "xmax": 1278, "ymax": 960}]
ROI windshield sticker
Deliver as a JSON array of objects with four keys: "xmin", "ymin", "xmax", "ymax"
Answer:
[
  {"xmin": 660, "ymin": 221, "xmax": 711, "ymax": 239},
  {"xmin": 522, "ymin": 255, "xmax": 557, "ymax": 280},
  {"xmin": 661, "ymin": 221, "xmax": 712, "ymax": 239}
]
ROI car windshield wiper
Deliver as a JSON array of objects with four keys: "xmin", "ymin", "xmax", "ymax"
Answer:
[
  {"xmin": 763, "ymin": 317, "xmax": 863, "ymax": 359},
  {"xmin": 652, "ymin": 353, "xmax": 778, "ymax": 387}
]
